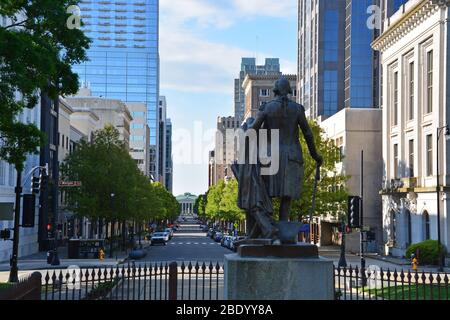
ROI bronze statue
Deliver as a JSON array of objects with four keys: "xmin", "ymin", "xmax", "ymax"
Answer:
[{"xmin": 232, "ymin": 76, "xmax": 322, "ymax": 244}]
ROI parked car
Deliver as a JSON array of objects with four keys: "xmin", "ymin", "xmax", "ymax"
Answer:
[
  {"xmin": 221, "ymin": 235, "xmax": 232, "ymax": 248},
  {"xmin": 165, "ymin": 228, "xmax": 174, "ymax": 239},
  {"xmin": 150, "ymin": 232, "xmax": 169, "ymax": 245},
  {"xmin": 214, "ymin": 232, "xmax": 223, "ymax": 242},
  {"xmin": 230, "ymin": 236, "xmax": 246, "ymax": 251}
]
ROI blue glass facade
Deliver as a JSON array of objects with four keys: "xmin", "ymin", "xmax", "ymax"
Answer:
[
  {"xmin": 73, "ymin": 0, "xmax": 159, "ymax": 176},
  {"xmin": 345, "ymin": 0, "xmax": 375, "ymax": 109}
]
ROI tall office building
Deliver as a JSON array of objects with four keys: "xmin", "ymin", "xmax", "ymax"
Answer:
[
  {"xmin": 234, "ymin": 58, "xmax": 281, "ymax": 122},
  {"xmin": 158, "ymin": 96, "xmax": 166, "ymax": 186},
  {"xmin": 297, "ymin": 0, "xmax": 346, "ymax": 118},
  {"xmin": 74, "ymin": 0, "xmax": 160, "ymax": 179},
  {"xmin": 165, "ymin": 119, "xmax": 173, "ymax": 193},
  {"xmin": 298, "ymin": 0, "xmax": 386, "ymax": 119}
]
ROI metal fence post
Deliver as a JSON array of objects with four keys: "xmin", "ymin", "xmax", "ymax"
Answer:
[{"xmin": 168, "ymin": 262, "xmax": 178, "ymax": 300}]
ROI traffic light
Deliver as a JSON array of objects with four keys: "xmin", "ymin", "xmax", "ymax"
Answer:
[
  {"xmin": 347, "ymin": 196, "xmax": 361, "ymax": 228},
  {"xmin": 22, "ymin": 194, "xmax": 36, "ymax": 228},
  {"xmin": 31, "ymin": 176, "xmax": 40, "ymax": 194},
  {"xmin": 46, "ymin": 223, "xmax": 52, "ymax": 232},
  {"xmin": 40, "ymin": 171, "xmax": 48, "ymax": 192}
]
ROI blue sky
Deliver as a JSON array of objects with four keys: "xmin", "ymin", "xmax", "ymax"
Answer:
[{"xmin": 159, "ymin": 0, "xmax": 298, "ymax": 196}]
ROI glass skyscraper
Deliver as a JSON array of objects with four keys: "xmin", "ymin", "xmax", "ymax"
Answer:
[
  {"xmin": 298, "ymin": 0, "xmax": 399, "ymax": 118},
  {"xmin": 298, "ymin": 0, "xmax": 346, "ymax": 118},
  {"xmin": 73, "ymin": 0, "xmax": 160, "ymax": 178}
]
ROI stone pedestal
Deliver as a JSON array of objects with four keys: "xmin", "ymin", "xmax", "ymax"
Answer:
[{"xmin": 224, "ymin": 249, "xmax": 334, "ymax": 300}]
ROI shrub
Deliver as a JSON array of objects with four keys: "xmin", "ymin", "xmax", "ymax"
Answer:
[{"xmin": 406, "ymin": 240, "xmax": 445, "ymax": 265}]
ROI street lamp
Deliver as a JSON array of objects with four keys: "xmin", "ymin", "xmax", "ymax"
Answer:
[
  {"xmin": 338, "ymin": 219, "xmax": 347, "ymax": 268},
  {"xmin": 436, "ymin": 125, "xmax": 450, "ymax": 272},
  {"xmin": 109, "ymin": 193, "xmax": 115, "ymax": 258}
]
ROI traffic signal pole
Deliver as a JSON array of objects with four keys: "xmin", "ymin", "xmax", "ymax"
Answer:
[
  {"xmin": 9, "ymin": 170, "xmax": 22, "ymax": 283},
  {"xmin": 360, "ymin": 150, "xmax": 367, "ymax": 286}
]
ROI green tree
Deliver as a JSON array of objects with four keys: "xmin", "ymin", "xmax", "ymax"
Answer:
[
  {"xmin": 0, "ymin": 0, "xmax": 90, "ymax": 171},
  {"xmin": 205, "ymin": 180, "xmax": 225, "ymax": 221},
  {"xmin": 61, "ymin": 125, "xmax": 139, "ymax": 225},
  {"xmin": 1, "ymin": 1, "xmax": 90, "ymax": 281},
  {"xmin": 219, "ymin": 179, "xmax": 245, "ymax": 223},
  {"xmin": 288, "ymin": 119, "xmax": 348, "ymax": 220},
  {"xmin": 194, "ymin": 194, "xmax": 207, "ymax": 218}
]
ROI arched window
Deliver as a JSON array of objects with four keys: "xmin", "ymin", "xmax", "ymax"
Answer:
[
  {"xmin": 423, "ymin": 211, "xmax": 430, "ymax": 240},
  {"xmin": 390, "ymin": 210, "xmax": 397, "ymax": 246},
  {"xmin": 405, "ymin": 210, "xmax": 412, "ymax": 246}
]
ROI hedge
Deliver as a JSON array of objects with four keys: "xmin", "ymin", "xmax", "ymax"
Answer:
[{"xmin": 406, "ymin": 240, "xmax": 445, "ymax": 265}]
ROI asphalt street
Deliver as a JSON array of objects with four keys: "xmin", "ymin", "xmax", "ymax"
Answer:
[{"xmin": 142, "ymin": 218, "xmax": 231, "ymax": 263}]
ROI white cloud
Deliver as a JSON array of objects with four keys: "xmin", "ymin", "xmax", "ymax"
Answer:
[
  {"xmin": 159, "ymin": 0, "xmax": 298, "ymax": 94},
  {"xmin": 232, "ymin": 0, "xmax": 297, "ymax": 18},
  {"xmin": 160, "ymin": 0, "xmax": 233, "ymax": 29}
]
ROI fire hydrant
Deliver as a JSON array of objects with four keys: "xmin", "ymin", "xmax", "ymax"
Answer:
[
  {"xmin": 411, "ymin": 254, "xmax": 418, "ymax": 271},
  {"xmin": 99, "ymin": 248, "xmax": 105, "ymax": 261}
]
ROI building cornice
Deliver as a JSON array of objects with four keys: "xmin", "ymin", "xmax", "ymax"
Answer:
[{"xmin": 372, "ymin": 0, "xmax": 449, "ymax": 52}]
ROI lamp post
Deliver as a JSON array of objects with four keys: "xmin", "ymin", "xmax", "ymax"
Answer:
[
  {"xmin": 109, "ymin": 193, "xmax": 115, "ymax": 258},
  {"xmin": 436, "ymin": 125, "xmax": 449, "ymax": 272},
  {"xmin": 338, "ymin": 218, "xmax": 347, "ymax": 268}
]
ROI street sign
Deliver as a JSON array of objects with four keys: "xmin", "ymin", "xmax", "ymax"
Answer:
[{"xmin": 59, "ymin": 181, "xmax": 82, "ymax": 187}]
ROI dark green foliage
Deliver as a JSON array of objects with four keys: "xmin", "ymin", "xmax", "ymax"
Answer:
[
  {"xmin": 0, "ymin": 0, "xmax": 90, "ymax": 171},
  {"xmin": 406, "ymin": 240, "xmax": 445, "ymax": 265}
]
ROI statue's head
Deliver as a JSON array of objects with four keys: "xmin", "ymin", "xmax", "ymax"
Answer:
[{"xmin": 273, "ymin": 77, "xmax": 292, "ymax": 96}]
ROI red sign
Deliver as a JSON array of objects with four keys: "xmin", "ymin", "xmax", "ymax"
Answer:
[{"xmin": 59, "ymin": 181, "xmax": 82, "ymax": 187}]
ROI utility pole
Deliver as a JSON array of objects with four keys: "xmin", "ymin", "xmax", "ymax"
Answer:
[{"xmin": 9, "ymin": 170, "xmax": 22, "ymax": 282}]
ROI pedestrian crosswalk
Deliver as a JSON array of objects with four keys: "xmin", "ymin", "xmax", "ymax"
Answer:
[{"xmin": 169, "ymin": 242, "xmax": 221, "ymax": 246}]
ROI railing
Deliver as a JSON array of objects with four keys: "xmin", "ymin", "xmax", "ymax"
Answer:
[
  {"xmin": 0, "ymin": 272, "xmax": 42, "ymax": 300},
  {"xmin": 34, "ymin": 262, "xmax": 450, "ymax": 301},
  {"xmin": 334, "ymin": 266, "xmax": 450, "ymax": 300},
  {"xmin": 42, "ymin": 261, "xmax": 224, "ymax": 300}
]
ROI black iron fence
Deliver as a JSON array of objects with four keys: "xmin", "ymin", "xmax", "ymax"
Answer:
[
  {"xmin": 42, "ymin": 261, "xmax": 224, "ymax": 300},
  {"xmin": 0, "ymin": 272, "xmax": 42, "ymax": 300},
  {"xmin": 32, "ymin": 263, "xmax": 450, "ymax": 301},
  {"xmin": 334, "ymin": 266, "xmax": 450, "ymax": 300}
]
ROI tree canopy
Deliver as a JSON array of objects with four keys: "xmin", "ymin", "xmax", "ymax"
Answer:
[
  {"xmin": 0, "ymin": 0, "xmax": 90, "ymax": 171},
  {"xmin": 61, "ymin": 125, "xmax": 177, "ymax": 224}
]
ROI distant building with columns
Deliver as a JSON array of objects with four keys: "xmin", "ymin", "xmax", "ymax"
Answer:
[{"xmin": 176, "ymin": 193, "xmax": 198, "ymax": 215}]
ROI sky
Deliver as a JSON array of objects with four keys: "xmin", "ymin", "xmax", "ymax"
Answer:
[{"xmin": 159, "ymin": 0, "xmax": 298, "ymax": 196}]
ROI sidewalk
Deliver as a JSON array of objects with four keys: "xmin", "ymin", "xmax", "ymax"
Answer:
[
  {"xmin": 319, "ymin": 245, "xmax": 450, "ymax": 273},
  {"xmin": 0, "ymin": 240, "xmax": 151, "ymax": 272}
]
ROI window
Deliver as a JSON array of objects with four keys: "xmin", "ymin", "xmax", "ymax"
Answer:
[
  {"xmin": 61, "ymin": 134, "xmax": 65, "ymax": 148},
  {"xmin": 409, "ymin": 139, "xmax": 414, "ymax": 177},
  {"xmin": 406, "ymin": 210, "xmax": 412, "ymax": 247},
  {"xmin": 393, "ymin": 143, "xmax": 399, "ymax": 178},
  {"xmin": 393, "ymin": 71, "xmax": 399, "ymax": 126},
  {"xmin": 424, "ymin": 211, "xmax": 430, "ymax": 240},
  {"xmin": 390, "ymin": 210, "xmax": 397, "ymax": 246},
  {"xmin": 131, "ymin": 135, "xmax": 144, "ymax": 141},
  {"xmin": 426, "ymin": 134, "xmax": 433, "ymax": 176},
  {"xmin": 426, "ymin": 50, "xmax": 433, "ymax": 114},
  {"xmin": 408, "ymin": 61, "xmax": 414, "ymax": 120},
  {"xmin": 0, "ymin": 161, "xmax": 5, "ymax": 185},
  {"xmin": 131, "ymin": 111, "xmax": 145, "ymax": 117},
  {"xmin": 132, "ymin": 123, "xmax": 144, "ymax": 129},
  {"xmin": 260, "ymin": 89, "xmax": 269, "ymax": 97}
]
